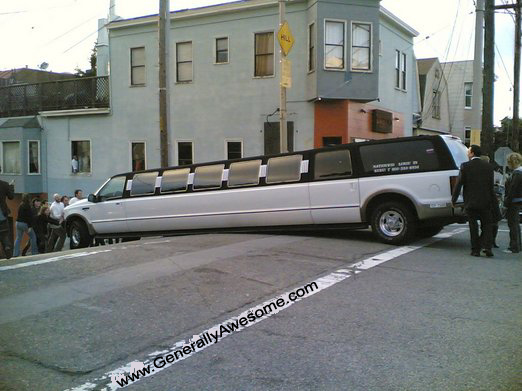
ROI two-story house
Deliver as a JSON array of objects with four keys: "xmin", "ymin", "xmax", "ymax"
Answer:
[{"xmin": 0, "ymin": 0, "xmax": 419, "ymax": 208}]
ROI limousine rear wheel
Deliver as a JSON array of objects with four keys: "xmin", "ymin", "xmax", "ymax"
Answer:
[
  {"xmin": 69, "ymin": 220, "xmax": 91, "ymax": 249},
  {"xmin": 371, "ymin": 202, "xmax": 416, "ymax": 245}
]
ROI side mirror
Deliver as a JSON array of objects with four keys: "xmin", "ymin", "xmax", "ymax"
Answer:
[{"xmin": 87, "ymin": 194, "xmax": 97, "ymax": 203}]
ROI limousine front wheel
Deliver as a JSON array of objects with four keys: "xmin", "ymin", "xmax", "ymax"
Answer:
[
  {"xmin": 371, "ymin": 202, "xmax": 416, "ymax": 245},
  {"xmin": 69, "ymin": 220, "xmax": 91, "ymax": 249}
]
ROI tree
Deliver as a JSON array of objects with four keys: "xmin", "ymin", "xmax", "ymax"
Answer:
[
  {"xmin": 74, "ymin": 42, "xmax": 97, "ymax": 77},
  {"xmin": 494, "ymin": 117, "xmax": 522, "ymax": 153}
]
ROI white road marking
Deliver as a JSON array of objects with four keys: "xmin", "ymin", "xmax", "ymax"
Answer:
[
  {"xmin": 0, "ymin": 250, "xmax": 112, "ymax": 272},
  {"xmin": 66, "ymin": 227, "xmax": 467, "ymax": 390}
]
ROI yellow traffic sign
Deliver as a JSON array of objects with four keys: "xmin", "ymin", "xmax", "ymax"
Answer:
[
  {"xmin": 470, "ymin": 129, "xmax": 481, "ymax": 146},
  {"xmin": 277, "ymin": 21, "xmax": 295, "ymax": 56}
]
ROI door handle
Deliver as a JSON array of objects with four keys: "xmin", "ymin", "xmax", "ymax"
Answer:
[
  {"xmin": 82, "ymin": 207, "xmax": 90, "ymax": 211},
  {"xmin": 115, "ymin": 202, "xmax": 121, "ymax": 206}
]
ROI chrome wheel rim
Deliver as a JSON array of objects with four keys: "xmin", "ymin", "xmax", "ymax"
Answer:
[
  {"xmin": 71, "ymin": 227, "xmax": 81, "ymax": 247},
  {"xmin": 379, "ymin": 211, "xmax": 404, "ymax": 237}
]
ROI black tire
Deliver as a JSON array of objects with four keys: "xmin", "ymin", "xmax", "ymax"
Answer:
[
  {"xmin": 69, "ymin": 220, "xmax": 92, "ymax": 249},
  {"xmin": 417, "ymin": 225, "xmax": 443, "ymax": 239},
  {"xmin": 371, "ymin": 201, "xmax": 417, "ymax": 245}
]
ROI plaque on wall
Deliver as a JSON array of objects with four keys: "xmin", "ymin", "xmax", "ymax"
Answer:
[{"xmin": 372, "ymin": 109, "xmax": 393, "ymax": 133}]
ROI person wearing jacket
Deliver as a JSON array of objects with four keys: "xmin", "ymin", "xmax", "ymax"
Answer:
[
  {"xmin": 451, "ymin": 145, "xmax": 496, "ymax": 257},
  {"xmin": 34, "ymin": 205, "xmax": 60, "ymax": 254},
  {"xmin": 13, "ymin": 193, "xmax": 38, "ymax": 257},
  {"xmin": 504, "ymin": 152, "xmax": 522, "ymax": 254},
  {"xmin": 0, "ymin": 179, "xmax": 14, "ymax": 259}
]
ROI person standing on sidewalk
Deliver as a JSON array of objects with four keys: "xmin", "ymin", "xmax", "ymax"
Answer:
[
  {"xmin": 503, "ymin": 153, "xmax": 522, "ymax": 254},
  {"xmin": 13, "ymin": 193, "xmax": 39, "ymax": 257},
  {"xmin": 47, "ymin": 193, "xmax": 66, "ymax": 252},
  {"xmin": 451, "ymin": 145, "xmax": 496, "ymax": 257},
  {"xmin": 0, "ymin": 179, "xmax": 14, "ymax": 259}
]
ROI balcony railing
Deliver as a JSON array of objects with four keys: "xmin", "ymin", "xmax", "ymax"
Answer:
[{"xmin": 0, "ymin": 76, "xmax": 110, "ymax": 118}]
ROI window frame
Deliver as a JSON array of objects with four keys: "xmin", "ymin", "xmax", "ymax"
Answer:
[
  {"xmin": 160, "ymin": 168, "xmax": 191, "ymax": 194},
  {"xmin": 308, "ymin": 22, "xmax": 316, "ymax": 73},
  {"xmin": 27, "ymin": 140, "xmax": 40, "ymax": 175},
  {"xmin": 1, "ymin": 140, "xmax": 21, "ymax": 175},
  {"xmin": 401, "ymin": 52, "xmax": 407, "ymax": 90},
  {"xmin": 432, "ymin": 89, "xmax": 441, "ymax": 119},
  {"xmin": 193, "ymin": 164, "xmax": 225, "ymax": 191},
  {"xmin": 324, "ymin": 19, "xmax": 346, "ymax": 71},
  {"xmin": 227, "ymin": 159, "xmax": 262, "ymax": 188},
  {"xmin": 214, "ymin": 36, "xmax": 229, "ymax": 65},
  {"xmin": 265, "ymin": 154, "xmax": 303, "ymax": 184},
  {"xmin": 176, "ymin": 41, "xmax": 193, "ymax": 83},
  {"xmin": 225, "ymin": 139, "xmax": 243, "ymax": 160},
  {"xmin": 350, "ymin": 21, "xmax": 373, "ymax": 72},
  {"xmin": 464, "ymin": 82, "xmax": 473, "ymax": 109},
  {"xmin": 395, "ymin": 50, "xmax": 401, "ymax": 89},
  {"xmin": 464, "ymin": 126, "xmax": 472, "ymax": 147},
  {"xmin": 130, "ymin": 141, "xmax": 146, "ymax": 172},
  {"xmin": 253, "ymin": 31, "xmax": 275, "ymax": 78},
  {"xmin": 97, "ymin": 175, "xmax": 127, "ymax": 201},
  {"xmin": 176, "ymin": 140, "xmax": 194, "ymax": 166},
  {"xmin": 71, "ymin": 139, "xmax": 92, "ymax": 175},
  {"xmin": 313, "ymin": 149, "xmax": 353, "ymax": 181},
  {"xmin": 130, "ymin": 46, "xmax": 146, "ymax": 86}
]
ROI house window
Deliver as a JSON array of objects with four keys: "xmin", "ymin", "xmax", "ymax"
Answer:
[
  {"xmin": 401, "ymin": 52, "xmax": 407, "ymax": 89},
  {"xmin": 131, "ymin": 142, "xmax": 146, "ymax": 171},
  {"xmin": 254, "ymin": 32, "xmax": 274, "ymax": 77},
  {"xmin": 308, "ymin": 23, "xmax": 315, "ymax": 72},
  {"xmin": 325, "ymin": 20, "xmax": 345, "ymax": 69},
  {"xmin": 464, "ymin": 126, "xmax": 471, "ymax": 147},
  {"xmin": 177, "ymin": 141, "xmax": 193, "ymax": 166},
  {"xmin": 432, "ymin": 90, "xmax": 441, "ymax": 119},
  {"xmin": 71, "ymin": 140, "xmax": 91, "ymax": 174},
  {"xmin": 176, "ymin": 42, "xmax": 193, "ymax": 82},
  {"xmin": 464, "ymin": 82, "xmax": 473, "ymax": 109},
  {"xmin": 28, "ymin": 140, "xmax": 40, "ymax": 174},
  {"xmin": 215, "ymin": 37, "xmax": 228, "ymax": 64},
  {"xmin": 351, "ymin": 22, "xmax": 371, "ymax": 71},
  {"xmin": 130, "ymin": 47, "xmax": 145, "ymax": 86},
  {"xmin": 1, "ymin": 141, "xmax": 20, "ymax": 174},
  {"xmin": 322, "ymin": 136, "xmax": 342, "ymax": 146},
  {"xmin": 226, "ymin": 141, "xmax": 242, "ymax": 160},
  {"xmin": 395, "ymin": 50, "xmax": 401, "ymax": 88}
]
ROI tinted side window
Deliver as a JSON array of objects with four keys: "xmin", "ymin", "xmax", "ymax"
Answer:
[
  {"xmin": 314, "ymin": 150, "xmax": 352, "ymax": 179},
  {"xmin": 228, "ymin": 160, "xmax": 261, "ymax": 187},
  {"xmin": 161, "ymin": 168, "xmax": 190, "ymax": 193},
  {"xmin": 360, "ymin": 140, "xmax": 440, "ymax": 175},
  {"xmin": 98, "ymin": 176, "xmax": 126, "ymax": 201},
  {"xmin": 194, "ymin": 164, "xmax": 224, "ymax": 190},
  {"xmin": 131, "ymin": 172, "xmax": 158, "ymax": 196},
  {"xmin": 266, "ymin": 155, "xmax": 302, "ymax": 184}
]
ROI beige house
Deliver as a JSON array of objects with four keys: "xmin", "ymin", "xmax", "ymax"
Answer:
[{"xmin": 414, "ymin": 58, "xmax": 450, "ymax": 136}]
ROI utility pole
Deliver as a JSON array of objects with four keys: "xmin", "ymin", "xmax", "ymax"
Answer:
[
  {"xmin": 279, "ymin": 0, "xmax": 288, "ymax": 154},
  {"xmin": 159, "ymin": 0, "xmax": 169, "ymax": 167},
  {"xmin": 472, "ymin": 0, "xmax": 484, "ymax": 136},
  {"xmin": 481, "ymin": 0, "xmax": 495, "ymax": 156},
  {"xmin": 513, "ymin": 0, "xmax": 521, "ymax": 151}
]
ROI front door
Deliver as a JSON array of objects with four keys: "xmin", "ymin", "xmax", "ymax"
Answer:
[{"xmin": 90, "ymin": 176, "xmax": 129, "ymax": 234}]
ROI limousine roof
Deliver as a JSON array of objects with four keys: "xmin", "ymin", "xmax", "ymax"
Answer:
[{"xmin": 112, "ymin": 134, "xmax": 461, "ymax": 178}]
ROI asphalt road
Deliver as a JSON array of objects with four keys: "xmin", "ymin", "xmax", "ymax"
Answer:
[{"xmin": 0, "ymin": 223, "xmax": 520, "ymax": 391}]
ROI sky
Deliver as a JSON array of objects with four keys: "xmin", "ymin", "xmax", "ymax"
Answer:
[{"xmin": 0, "ymin": 0, "xmax": 517, "ymax": 125}]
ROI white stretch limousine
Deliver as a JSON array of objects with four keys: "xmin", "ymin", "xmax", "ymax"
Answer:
[{"xmin": 64, "ymin": 135, "xmax": 468, "ymax": 248}]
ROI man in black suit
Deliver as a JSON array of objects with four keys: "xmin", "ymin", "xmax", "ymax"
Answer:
[
  {"xmin": 452, "ymin": 145, "xmax": 496, "ymax": 257},
  {"xmin": 0, "ymin": 179, "xmax": 15, "ymax": 259}
]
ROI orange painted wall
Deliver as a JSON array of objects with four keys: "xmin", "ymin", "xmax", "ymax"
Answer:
[
  {"xmin": 314, "ymin": 100, "xmax": 349, "ymax": 147},
  {"xmin": 314, "ymin": 100, "xmax": 405, "ymax": 147}
]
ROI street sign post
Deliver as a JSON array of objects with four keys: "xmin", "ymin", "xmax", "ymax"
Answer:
[{"xmin": 494, "ymin": 146, "xmax": 513, "ymax": 186}]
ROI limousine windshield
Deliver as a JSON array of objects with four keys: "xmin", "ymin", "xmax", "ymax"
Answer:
[{"xmin": 66, "ymin": 135, "xmax": 467, "ymax": 249}]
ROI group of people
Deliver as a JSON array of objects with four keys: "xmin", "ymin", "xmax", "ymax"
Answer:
[
  {"xmin": 451, "ymin": 145, "xmax": 522, "ymax": 256},
  {"xmin": 0, "ymin": 188, "xmax": 83, "ymax": 259}
]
